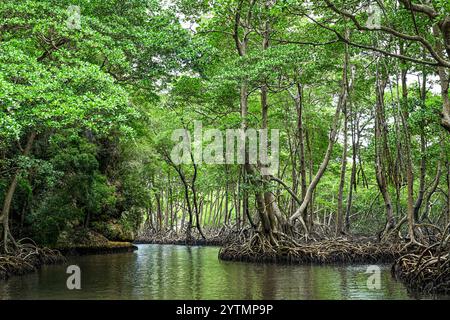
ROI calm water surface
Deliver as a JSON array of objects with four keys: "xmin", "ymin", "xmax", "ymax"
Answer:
[{"xmin": 0, "ymin": 244, "xmax": 431, "ymax": 299}]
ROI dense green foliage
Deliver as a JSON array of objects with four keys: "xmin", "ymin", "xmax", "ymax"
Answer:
[
  {"xmin": 1, "ymin": 0, "xmax": 449, "ymax": 247},
  {"xmin": 0, "ymin": 0, "xmax": 188, "ymax": 245}
]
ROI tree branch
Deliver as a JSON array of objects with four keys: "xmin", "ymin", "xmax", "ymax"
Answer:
[{"xmin": 322, "ymin": 0, "xmax": 450, "ymax": 68}]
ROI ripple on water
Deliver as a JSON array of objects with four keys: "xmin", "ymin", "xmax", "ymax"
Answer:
[{"xmin": 0, "ymin": 244, "xmax": 437, "ymax": 300}]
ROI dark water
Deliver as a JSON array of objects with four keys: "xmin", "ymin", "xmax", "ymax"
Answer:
[{"xmin": 0, "ymin": 244, "xmax": 428, "ymax": 299}]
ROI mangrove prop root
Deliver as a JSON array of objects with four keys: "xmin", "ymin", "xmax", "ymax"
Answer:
[
  {"xmin": 392, "ymin": 244, "xmax": 450, "ymax": 294},
  {"xmin": 391, "ymin": 223, "xmax": 450, "ymax": 294},
  {"xmin": 0, "ymin": 240, "xmax": 65, "ymax": 280},
  {"xmin": 219, "ymin": 236, "xmax": 405, "ymax": 264}
]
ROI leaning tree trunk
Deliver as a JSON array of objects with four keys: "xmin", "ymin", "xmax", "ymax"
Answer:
[
  {"xmin": 374, "ymin": 68, "xmax": 395, "ymax": 235},
  {"xmin": 289, "ymin": 45, "xmax": 349, "ymax": 233},
  {"xmin": 0, "ymin": 131, "xmax": 36, "ymax": 253}
]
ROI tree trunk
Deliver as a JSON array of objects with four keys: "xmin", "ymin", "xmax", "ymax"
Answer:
[
  {"xmin": 190, "ymin": 156, "xmax": 206, "ymax": 239},
  {"xmin": 289, "ymin": 46, "xmax": 349, "ymax": 230},
  {"xmin": 432, "ymin": 21, "xmax": 450, "ymax": 132},
  {"xmin": 336, "ymin": 44, "xmax": 350, "ymax": 235},
  {"xmin": 289, "ymin": 95, "xmax": 343, "ymax": 228},
  {"xmin": 413, "ymin": 74, "xmax": 427, "ymax": 221},
  {"xmin": 447, "ymin": 161, "xmax": 450, "ymax": 226},
  {"xmin": 420, "ymin": 160, "xmax": 442, "ymax": 222},
  {"xmin": 414, "ymin": 124, "xmax": 426, "ymax": 222},
  {"xmin": 400, "ymin": 62, "xmax": 416, "ymax": 242},
  {"xmin": 0, "ymin": 131, "xmax": 36, "ymax": 252},
  {"xmin": 374, "ymin": 69, "xmax": 395, "ymax": 233},
  {"xmin": 295, "ymin": 82, "xmax": 307, "ymax": 203},
  {"xmin": 345, "ymin": 102, "xmax": 358, "ymax": 231},
  {"xmin": 305, "ymin": 128, "xmax": 314, "ymax": 222}
]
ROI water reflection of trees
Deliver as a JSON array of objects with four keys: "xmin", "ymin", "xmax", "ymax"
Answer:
[{"xmin": 0, "ymin": 245, "xmax": 413, "ymax": 299}]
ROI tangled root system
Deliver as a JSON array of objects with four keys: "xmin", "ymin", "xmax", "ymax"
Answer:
[
  {"xmin": 219, "ymin": 233, "xmax": 405, "ymax": 264},
  {"xmin": 0, "ymin": 239, "xmax": 65, "ymax": 280}
]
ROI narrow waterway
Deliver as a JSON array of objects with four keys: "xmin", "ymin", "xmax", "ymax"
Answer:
[{"xmin": 0, "ymin": 244, "xmax": 425, "ymax": 299}]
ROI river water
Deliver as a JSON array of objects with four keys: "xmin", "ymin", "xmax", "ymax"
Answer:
[{"xmin": 0, "ymin": 244, "xmax": 431, "ymax": 299}]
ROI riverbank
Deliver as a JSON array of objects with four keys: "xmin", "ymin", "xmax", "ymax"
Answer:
[
  {"xmin": 1, "ymin": 228, "xmax": 138, "ymax": 281},
  {"xmin": 53, "ymin": 228, "xmax": 138, "ymax": 255},
  {"xmin": 135, "ymin": 228, "xmax": 241, "ymax": 246},
  {"xmin": 392, "ymin": 243, "xmax": 450, "ymax": 294},
  {"xmin": 134, "ymin": 238, "xmax": 224, "ymax": 246},
  {"xmin": 1, "ymin": 241, "xmax": 137, "ymax": 281},
  {"xmin": 55, "ymin": 241, "xmax": 138, "ymax": 255}
]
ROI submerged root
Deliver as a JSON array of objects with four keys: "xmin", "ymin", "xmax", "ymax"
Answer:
[{"xmin": 0, "ymin": 239, "xmax": 65, "ymax": 280}]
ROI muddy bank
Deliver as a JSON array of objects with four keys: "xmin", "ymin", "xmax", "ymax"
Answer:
[
  {"xmin": 1, "ymin": 230, "xmax": 137, "ymax": 281},
  {"xmin": 55, "ymin": 241, "xmax": 138, "ymax": 255},
  {"xmin": 1, "ymin": 241, "xmax": 136, "ymax": 281},
  {"xmin": 53, "ymin": 228, "xmax": 137, "ymax": 255}
]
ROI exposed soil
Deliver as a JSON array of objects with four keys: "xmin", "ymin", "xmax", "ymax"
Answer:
[{"xmin": 55, "ymin": 241, "xmax": 138, "ymax": 255}]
